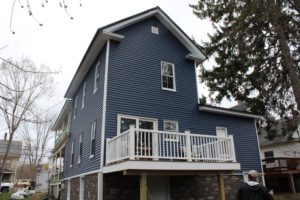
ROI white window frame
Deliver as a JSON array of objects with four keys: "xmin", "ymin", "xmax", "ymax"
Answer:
[
  {"xmin": 117, "ymin": 114, "xmax": 158, "ymax": 135},
  {"xmin": 81, "ymin": 82, "xmax": 87, "ymax": 109},
  {"xmin": 93, "ymin": 61, "xmax": 100, "ymax": 93},
  {"xmin": 73, "ymin": 96, "xmax": 78, "ymax": 119},
  {"xmin": 216, "ymin": 126, "xmax": 228, "ymax": 137},
  {"xmin": 163, "ymin": 120, "xmax": 179, "ymax": 141},
  {"xmin": 151, "ymin": 26, "xmax": 159, "ymax": 34},
  {"xmin": 161, "ymin": 61, "xmax": 176, "ymax": 92},
  {"xmin": 90, "ymin": 120, "xmax": 96, "ymax": 158},
  {"xmin": 78, "ymin": 133, "xmax": 83, "ymax": 164},
  {"xmin": 70, "ymin": 140, "xmax": 74, "ymax": 167}
]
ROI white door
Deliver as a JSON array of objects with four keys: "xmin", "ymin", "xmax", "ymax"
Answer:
[{"xmin": 148, "ymin": 176, "xmax": 170, "ymax": 200}]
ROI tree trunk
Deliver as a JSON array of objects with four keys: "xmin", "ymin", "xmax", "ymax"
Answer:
[
  {"xmin": 0, "ymin": 132, "xmax": 14, "ymax": 183},
  {"xmin": 269, "ymin": 1, "xmax": 300, "ymax": 110}
]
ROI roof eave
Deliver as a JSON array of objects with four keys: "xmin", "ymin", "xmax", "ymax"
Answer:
[{"xmin": 199, "ymin": 105, "xmax": 263, "ymax": 120}]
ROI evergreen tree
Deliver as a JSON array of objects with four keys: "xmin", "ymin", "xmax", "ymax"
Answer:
[{"xmin": 191, "ymin": 0, "xmax": 300, "ymax": 117}]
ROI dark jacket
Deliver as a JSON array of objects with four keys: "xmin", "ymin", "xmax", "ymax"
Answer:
[{"xmin": 236, "ymin": 182, "xmax": 273, "ymax": 200}]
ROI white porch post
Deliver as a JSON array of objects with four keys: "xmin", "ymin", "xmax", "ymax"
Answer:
[
  {"xmin": 129, "ymin": 125, "xmax": 135, "ymax": 160},
  {"xmin": 229, "ymin": 135, "xmax": 236, "ymax": 162},
  {"xmin": 152, "ymin": 131, "xmax": 158, "ymax": 160},
  {"xmin": 185, "ymin": 130, "xmax": 192, "ymax": 162},
  {"xmin": 98, "ymin": 172, "xmax": 103, "ymax": 200},
  {"xmin": 59, "ymin": 150, "xmax": 62, "ymax": 172}
]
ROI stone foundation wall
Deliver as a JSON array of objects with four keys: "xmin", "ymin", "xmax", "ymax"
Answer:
[
  {"xmin": 103, "ymin": 172, "xmax": 139, "ymax": 200},
  {"xmin": 60, "ymin": 180, "xmax": 68, "ymax": 200},
  {"xmin": 170, "ymin": 174, "xmax": 243, "ymax": 200},
  {"xmin": 84, "ymin": 174, "xmax": 98, "ymax": 200},
  {"xmin": 70, "ymin": 177, "xmax": 80, "ymax": 200}
]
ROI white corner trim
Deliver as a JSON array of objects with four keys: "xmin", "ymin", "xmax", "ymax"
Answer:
[
  {"xmin": 100, "ymin": 39, "xmax": 110, "ymax": 168},
  {"xmin": 194, "ymin": 61, "xmax": 200, "ymax": 105},
  {"xmin": 199, "ymin": 106, "xmax": 263, "ymax": 119},
  {"xmin": 102, "ymin": 161, "xmax": 241, "ymax": 174}
]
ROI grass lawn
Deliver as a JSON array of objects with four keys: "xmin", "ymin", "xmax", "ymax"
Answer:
[{"xmin": 0, "ymin": 192, "xmax": 48, "ymax": 200}]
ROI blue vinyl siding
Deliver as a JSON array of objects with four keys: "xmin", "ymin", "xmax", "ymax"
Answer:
[
  {"xmin": 63, "ymin": 46, "xmax": 107, "ymax": 178},
  {"xmin": 105, "ymin": 17, "xmax": 261, "ymax": 172}
]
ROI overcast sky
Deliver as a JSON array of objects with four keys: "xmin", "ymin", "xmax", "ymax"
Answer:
[{"xmin": 0, "ymin": 0, "xmax": 236, "ymax": 139}]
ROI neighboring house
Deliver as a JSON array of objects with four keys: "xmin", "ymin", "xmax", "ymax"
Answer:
[
  {"xmin": 0, "ymin": 134, "xmax": 22, "ymax": 183},
  {"xmin": 52, "ymin": 7, "xmax": 264, "ymax": 200},
  {"xmin": 259, "ymin": 120, "xmax": 300, "ymax": 193},
  {"xmin": 36, "ymin": 170, "xmax": 50, "ymax": 193}
]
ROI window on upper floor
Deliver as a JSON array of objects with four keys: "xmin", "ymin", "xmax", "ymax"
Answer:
[
  {"xmin": 164, "ymin": 120, "xmax": 179, "ymax": 141},
  {"xmin": 78, "ymin": 133, "xmax": 83, "ymax": 164},
  {"xmin": 73, "ymin": 96, "xmax": 78, "ymax": 119},
  {"xmin": 94, "ymin": 61, "xmax": 100, "ymax": 93},
  {"xmin": 90, "ymin": 120, "xmax": 96, "ymax": 158},
  {"xmin": 151, "ymin": 26, "xmax": 159, "ymax": 34},
  {"xmin": 216, "ymin": 127, "xmax": 228, "ymax": 137},
  {"xmin": 161, "ymin": 61, "xmax": 176, "ymax": 91},
  {"xmin": 70, "ymin": 140, "xmax": 74, "ymax": 167},
  {"xmin": 82, "ymin": 82, "xmax": 87, "ymax": 109}
]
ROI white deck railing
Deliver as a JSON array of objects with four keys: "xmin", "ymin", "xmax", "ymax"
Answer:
[{"xmin": 106, "ymin": 126, "xmax": 236, "ymax": 164}]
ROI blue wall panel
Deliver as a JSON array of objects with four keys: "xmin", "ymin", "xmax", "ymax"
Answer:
[{"xmin": 105, "ymin": 17, "xmax": 261, "ymax": 173}]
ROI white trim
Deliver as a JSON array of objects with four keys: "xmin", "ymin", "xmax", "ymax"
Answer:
[
  {"xmin": 194, "ymin": 61, "xmax": 200, "ymax": 104},
  {"xmin": 67, "ymin": 179, "xmax": 71, "ymax": 200},
  {"xmin": 61, "ymin": 169, "xmax": 103, "ymax": 181},
  {"xmin": 199, "ymin": 106, "xmax": 263, "ymax": 119},
  {"xmin": 93, "ymin": 61, "xmax": 100, "ymax": 93},
  {"xmin": 98, "ymin": 172, "xmax": 103, "ymax": 200},
  {"xmin": 161, "ymin": 61, "xmax": 176, "ymax": 92},
  {"xmin": 254, "ymin": 120, "xmax": 266, "ymax": 186},
  {"xmin": 79, "ymin": 176, "xmax": 84, "ymax": 200},
  {"xmin": 101, "ymin": 39, "xmax": 110, "ymax": 168},
  {"xmin": 102, "ymin": 160, "xmax": 241, "ymax": 174},
  {"xmin": 117, "ymin": 114, "xmax": 158, "ymax": 135}
]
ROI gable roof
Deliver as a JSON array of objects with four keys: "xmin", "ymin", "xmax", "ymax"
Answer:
[
  {"xmin": 0, "ymin": 140, "xmax": 22, "ymax": 158},
  {"xmin": 65, "ymin": 7, "xmax": 205, "ymax": 98}
]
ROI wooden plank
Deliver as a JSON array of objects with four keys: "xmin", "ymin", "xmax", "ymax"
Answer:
[
  {"xmin": 218, "ymin": 174, "xmax": 226, "ymax": 200},
  {"xmin": 140, "ymin": 174, "xmax": 148, "ymax": 200}
]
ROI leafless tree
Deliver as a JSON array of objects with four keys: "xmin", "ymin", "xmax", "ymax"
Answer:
[
  {"xmin": 0, "ymin": 57, "xmax": 54, "ymax": 183},
  {"xmin": 21, "ymin": 113, "xmax": 54, "ymax": 180}
]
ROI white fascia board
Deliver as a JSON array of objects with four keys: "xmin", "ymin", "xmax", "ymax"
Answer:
[
  {"xmin": 64, "ymin": 32, "xmax": 124, "ymax": 98},
  {"xmin": 102, "ymin": 161, "xmax": 240, "ymax": 174},
  {"xmin": 51, "ymin": 99, "xmax": 72, "ymax": 131},
  {"xmin": 199, "ymin": 106, "xmax": 264, "ymax": 120}
]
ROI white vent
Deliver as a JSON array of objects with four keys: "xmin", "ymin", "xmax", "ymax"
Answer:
[{"xmin": 151, "ymin": 26, "xmax": 159, "ymax": 34}]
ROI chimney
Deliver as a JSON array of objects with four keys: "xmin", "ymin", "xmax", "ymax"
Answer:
[{"xmin": 4, "ymin": 132, "xmax": 7, "ymax": 140}]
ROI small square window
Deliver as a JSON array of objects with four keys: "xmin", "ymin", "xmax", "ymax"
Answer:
[{"xmin": 151, "ymin": 26, "xmax": 159, "ymax": 34}]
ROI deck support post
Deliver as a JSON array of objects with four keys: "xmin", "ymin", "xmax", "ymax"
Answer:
[
  {"xmin": 218, "ymin": 173, "xmax": 226, "ymax": 200},
  {"xmin": 140, "ymin": 174, "xmax": 148, "ymax": 200},
  {"xmin": 289, "ymin": 173, "xmax": 296, "ymax": 194}
]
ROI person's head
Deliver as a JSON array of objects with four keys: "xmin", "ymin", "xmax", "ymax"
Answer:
[{"xmin": 248, "ymin": 170, "xmax": 259, "ymax": 182}]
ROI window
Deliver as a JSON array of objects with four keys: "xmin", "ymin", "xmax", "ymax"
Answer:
[
  {"xmin": 264, "ymin": 151, "xmax": 274, "ymax": 159},
  {"xmin": 81, "ymin": 82, "xmax": 87, "ymax": 109},
  {"xmin": 78, "ymin": 133, "xmax": 83, "ymax": 163},
  {"xmin": 151, "ymin": 26, "xmax": 159, "ymax": 34},
  {"xmin": 117, "ymin": 114, "xmax": 157, "ymax": 135},
  {"xmin": 216, "ymin": 127, "xmax": 227, "ymax": 137},
  {"xmin": 161, "ymin": 61, "xmax": 176, "ymax": 91},
  {"xmin": 164, "ymin": 120, "xmax": 179, "ymax": 141},
  {"xmin": 70, "ymin": 140, "xmax": 74, "ymax": 167},
  {"xmin": 90, "ymin": 120, "xmax": 96, "ymax": 157},
  {"xmin": 93, "ymin": 61, "xmax": 100, "ymax": 93},
  {"xmin": 73, "ymin": 96, "xmax": 78, "ymax": 119}
]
